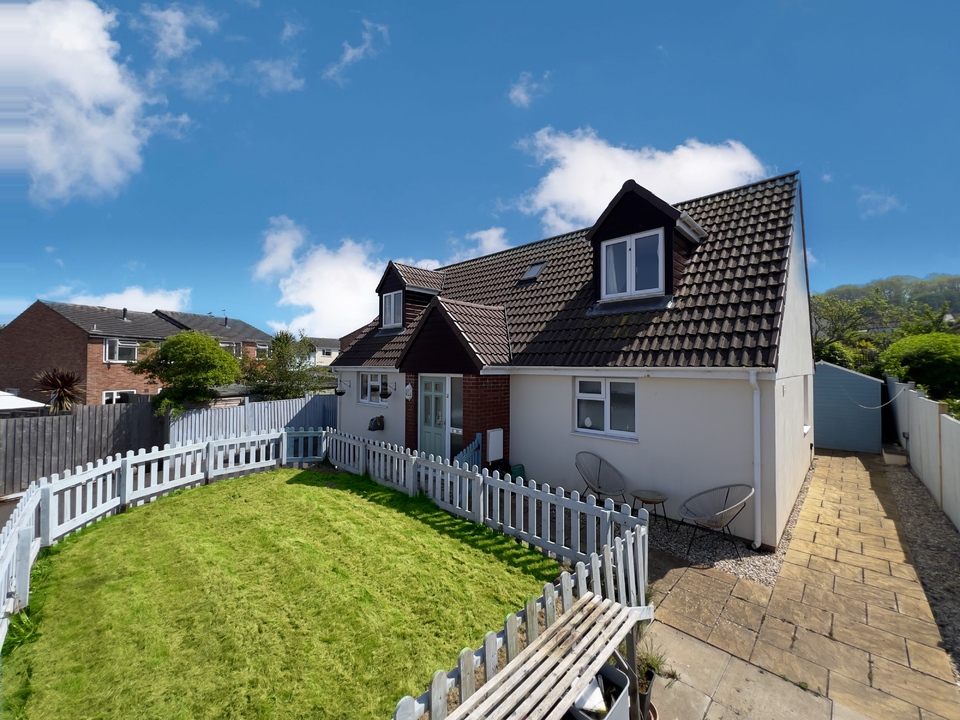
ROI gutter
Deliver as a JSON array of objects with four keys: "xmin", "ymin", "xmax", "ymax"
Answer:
[{"xmin": 749, "ymin": 370, "xmax": 762, "ymax": 550}]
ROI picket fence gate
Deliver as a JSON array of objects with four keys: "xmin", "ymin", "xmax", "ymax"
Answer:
[{"xmin": 0, "ymin": 426, "xmax": 652, "ymax": 719}]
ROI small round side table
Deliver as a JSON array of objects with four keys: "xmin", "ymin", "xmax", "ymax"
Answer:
[{"xmin": 631, "ymin": 489, "xmax": 672, "ymax": 531}]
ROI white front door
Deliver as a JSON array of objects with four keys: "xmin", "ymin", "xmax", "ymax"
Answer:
[{"xmin": 420, "ymin": 376, "xmax": 446, "ymax": 459}]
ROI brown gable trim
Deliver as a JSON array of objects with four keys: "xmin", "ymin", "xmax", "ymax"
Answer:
[
  {"xmin": 583, "ymin": 180, "xmax": 681, "ymax": 247},
  {"xmin": 396, "ymin": 297, "xmax": 484, "ymax": 373}
]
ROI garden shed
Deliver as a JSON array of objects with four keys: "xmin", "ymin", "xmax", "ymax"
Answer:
[{"xmin": 814, "ymin": 361, "xmax": 881, "ymax": 454}]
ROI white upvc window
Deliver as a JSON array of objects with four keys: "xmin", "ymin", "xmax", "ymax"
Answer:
[
  {"xmin": 382, "ymin": 290, "xmax": 403, "ymax": 329},
  {"xmin": 103, "ymin": 390, "xmax": 136, "ymax": 404},
  {"xmin": 600, "ymin": 228, "xmax": 665, "ymax": 300},
  {"xmin": 104, "ymin": 338, "xmax": 138, "ymax": 363},
  {"xmin": 574, "ymin": 378, "xmax": 637, "ymax": 437},
  {"xmin": 359, "ymin": 372, "xmax": 388, "ymax": 404},
  {"xmin": 256, "ymin": 342, "xmax": 270, "ymax": 359},
  {"xmin": 219, "ymin": 342, "xmax": 243, "ymax": 358}
]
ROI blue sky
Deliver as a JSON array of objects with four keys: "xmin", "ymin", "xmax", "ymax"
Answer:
[{"xmin": 4, "ymin": 0, "xmax": 958, "ymax": 337}]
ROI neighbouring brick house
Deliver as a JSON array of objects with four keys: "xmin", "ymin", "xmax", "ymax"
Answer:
[
  {"xmin": 153, "ymin": 310, "xmax": 273, "ymax": 360},
  {"xmin": 332, "ymin": 172, "xmax": 816, "ymax": 548},
  {"xmin": 0, "ymin": 302, "xmax": 273, "ymax": 406}
]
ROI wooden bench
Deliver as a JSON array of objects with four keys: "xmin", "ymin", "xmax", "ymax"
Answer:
[{"xmin": 446, "ymin": 592, "xmax": 645, "ymax": 720}]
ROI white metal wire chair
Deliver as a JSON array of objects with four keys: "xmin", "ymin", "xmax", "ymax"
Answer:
[
  {"xmin": 677, "ymin": 484, "xmax": 755, "ymax": 559},
  {"xmin": 574, "ymin": 451, "xmax": 628, "ymax": 504}
]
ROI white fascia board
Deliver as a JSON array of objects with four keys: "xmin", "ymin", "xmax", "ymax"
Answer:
[{"xmin": 480, "ymin": 365, "xmax": 776, "ymax": 381}]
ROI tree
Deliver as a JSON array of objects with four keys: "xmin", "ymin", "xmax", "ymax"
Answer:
[
  {"xmin": 242, "ymin": 331, "xmax": 333, "ymax": 400},
  {"xmin": 132, "ymin": 331, "xmax": 241, "ymax": 416},
  {"xmin": 880, "ymin": 333, "xmax": 960, "ymax": 400},
  {"xmin": 34, "ymin": 367, "xmax": 85, "ymax": 414}
]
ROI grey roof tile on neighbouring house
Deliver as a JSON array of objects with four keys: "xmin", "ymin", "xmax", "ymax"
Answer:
[
  {"xmin": 308, "ymin": 337, "xmax": 341, "ymax": 351},
  {"xmin": 43, "ymin": 301, "xmax": 181, "ymax": 339},
  {"xmin": 153, "ymin": 310, "xmax": 272, "ymax": 343},
  {"xmin": 336, "ymin": 172, "xmax": 801, "ymax": 371}
]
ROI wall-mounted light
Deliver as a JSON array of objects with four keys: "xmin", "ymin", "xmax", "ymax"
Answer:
[
  {"xmin": 334, "ymin": 378, "xmax": 351, "ymax": 397},
  {"xmin": 404, "ymin": 383, "xmax": 413, "ymax": 401}
]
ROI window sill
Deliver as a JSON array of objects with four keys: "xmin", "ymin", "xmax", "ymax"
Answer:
[
  {"xmin": 570, "ymin": 430, "xmax": 639, "ymax": 444},
  {"xmin": 358, "ymin": 400, "xmax": 387, "ymax": 407}
]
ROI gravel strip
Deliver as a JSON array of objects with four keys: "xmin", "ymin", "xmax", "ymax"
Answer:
[
  {"xmin": 883, "ymin": 463, "xmax": 960, "ymax": 683},
  {"xmin": 646, "ymin": 459, "xmax": 816, "ymax": 587}
]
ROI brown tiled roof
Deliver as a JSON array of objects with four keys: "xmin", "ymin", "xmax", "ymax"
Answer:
[
  {"xmin": 334, "ymin": 173, "xmax": 800, "ymax": 370},
  {"xmin": 393, "ymin": 263, "xmax": 445, "ymax": 293},
  {"xmin": 429, "ymin": 298, "xmax": 512, "ymax": 367}
]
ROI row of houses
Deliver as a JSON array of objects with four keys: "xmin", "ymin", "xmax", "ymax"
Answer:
[{"xmin": 0, "ymin": 302, "xmax": 341, "ymax": 407}]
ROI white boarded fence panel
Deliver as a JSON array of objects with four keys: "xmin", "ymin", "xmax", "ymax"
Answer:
[
  {"xmin": 941, "ymin": 415, "xmax": 960, "ymax": 532},
  {"xmin": 887, "ymin": 377, "xmax": 960, "ymax": 534}
]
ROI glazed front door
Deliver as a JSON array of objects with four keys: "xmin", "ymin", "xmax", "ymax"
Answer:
[{"xmin": 420, "ymin": 376, "xmax": 447, "ymax": 460}]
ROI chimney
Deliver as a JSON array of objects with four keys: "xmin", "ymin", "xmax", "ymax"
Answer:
[
  {"xmin": 224, "ymin": 316, "xmax": 228, "ymax": 327},
  {"xmin": 122, "ymin": 308, "xmax": 128, "ymax": 321}
]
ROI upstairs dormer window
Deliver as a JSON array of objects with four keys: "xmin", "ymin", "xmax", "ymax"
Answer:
[
  {"xmin": 600, "ymin": 228, "xmax": 664, "ymax": 301},
  {"xmin": 382, "ymin": 290, "xmax": 403, "ymax": 328}
]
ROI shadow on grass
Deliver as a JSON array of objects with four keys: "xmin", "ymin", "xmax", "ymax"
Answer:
[{"xmin": 285, "ymin": 469, "xmax": 559, "ymax": 584}]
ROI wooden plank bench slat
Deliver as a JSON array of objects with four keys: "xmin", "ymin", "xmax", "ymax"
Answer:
[{"xmin": 446, "ymin": 592, "xmax": 644, "ymax": 720}]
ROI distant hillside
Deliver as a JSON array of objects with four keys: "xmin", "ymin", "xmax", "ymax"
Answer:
[{"xmin": 824, "ymin": 274, "xmax": 960, "ymax": 312}]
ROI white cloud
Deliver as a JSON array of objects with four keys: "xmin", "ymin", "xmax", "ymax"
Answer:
[
  {"xmin": 254, "ymin": 215, "xmax": 306, "ymax": 279},
  {"xmin": 6, "ymin": 0, "xmax": 163, "ymax": 203},
  {"xmin": 508, "ymin": 71, "xmax": 550, "ymax": 108},
  {"xmin": 855, "ymin": 186, "xmax": 903, "ymax": 219},
  {"xmin": 68, "ymin": 286, "xmax": 191, "ymax": 311},
  {"xmin": 281, "ymin": 19, "xmax": 304, "ymax": 43},
  {"xmin": 177, "ymin": 59, "xmax": 231, "ymax": 99},
  {"xmin": 268, "ymin": 239, "xmax": 385, "ymax": 338},
  {"xmin": 821, "ymin": 173, "xmax": 833, "ymax": 183},
  {"xmin": 255, "ymin": 217, "xmax": 512, "ymax": 337},
  {"xmin": 806, "ymin": 248, "xmax": 818, "ymax": 267},
  {"xmin": 447, "ymin": 227, "xmax": 511, "ymax": 264},
  {"xmin": 140, "ymin": 3, "xmax": 218, "ymax": 61},
  {"xmin": 518, "ymin": 127, "xmax": 767, "ymax": 235},
  {"xmin": 249, "ymin": 57, "xmax": 304, "ymax": 94},
  {"xmin": 322, "ymin": 19, "xmax": 388, "ymax": 85}
]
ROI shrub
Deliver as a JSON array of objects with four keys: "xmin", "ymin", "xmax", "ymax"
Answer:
[{"xmin": 881, "ymin": 333, "xmax": 960, "ymax": 400}]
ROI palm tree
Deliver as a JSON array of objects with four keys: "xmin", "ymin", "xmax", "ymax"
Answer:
[{"xmin": 34, "ymin": 368, "xmax": 85, "ymax": 414}]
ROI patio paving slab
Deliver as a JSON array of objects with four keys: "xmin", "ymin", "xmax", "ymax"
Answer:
[{"xmin": 646, "ymin": 450, "xmax": 960, "ymax": 719}]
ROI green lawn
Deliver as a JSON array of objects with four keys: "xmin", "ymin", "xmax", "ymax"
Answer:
[{"xmin": 1, "ymin": 468, "xmax": 558, "ymax": 719}]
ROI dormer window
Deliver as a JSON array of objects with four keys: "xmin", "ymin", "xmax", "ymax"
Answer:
[
  {"xmin": 600, "ymin": 229, "xmax": 664, "ymax": 301},
  {"xmin": 382, "ymin": 290, "xmax": 403, "ymax": 328}
]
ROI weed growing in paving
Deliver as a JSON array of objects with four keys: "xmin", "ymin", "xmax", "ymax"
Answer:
[{"xmin": 1, "ymin": 469, "xmax": 558, "ymax": 719}]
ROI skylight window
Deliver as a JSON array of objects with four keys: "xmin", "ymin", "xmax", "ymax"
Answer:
[{"xmin": 520, "ymin": 261, "xmax": 547, "ymax": 282}]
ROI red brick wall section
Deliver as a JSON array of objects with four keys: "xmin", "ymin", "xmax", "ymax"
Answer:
[
  {"xmin": 85, "ymin": 340, "xmax": 160, "ymax": 405},
  {"xmin": 0, "ymin": 302, "xmax": 88, "ymax": 404},
  {"xmin": 404, "ymin": 373, "xmax": 419, "ymax": 451},
  {"xmin": 462, "ymin": 375, "xmax": 510, "ymax": 468}
]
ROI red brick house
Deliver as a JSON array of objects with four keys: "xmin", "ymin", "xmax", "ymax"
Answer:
[{"xmin": 0, "ymin": 302, "xmax": 273, "ymax": 406}]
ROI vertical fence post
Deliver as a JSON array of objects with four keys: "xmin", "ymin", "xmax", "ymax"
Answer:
[
  {"xmin": 39, "ymin": 479, "xmax": 55, "ymax": 547},
  {"xmin": 472, "ymin": 470, "xmax": 484, "ymax": 523},
  {"xmin": 14, "ymin": 527, "xmax": 32, "ymax": 610},
  {"xmin": 600, "ymin": 508, "xmax": 613, "ymax": 551},
  {"xmin": 205, "ymin": 439, "xmax": 215, "ymax": 482},
  {"xmin": 405, "ymin": 450, "xmax": 418, "ymax": 496},
  {"xmin": 280, "ymin": 430, "xmax": 288, "ymax": 468},
  {"xmin": 358, "ymin": 439, "xmax": 367, "ymax": 476}
]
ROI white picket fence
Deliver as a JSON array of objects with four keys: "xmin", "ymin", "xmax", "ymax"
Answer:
[{"xmin": 0, "ymin": 425, "xmax": 652, "ymax": 720}]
